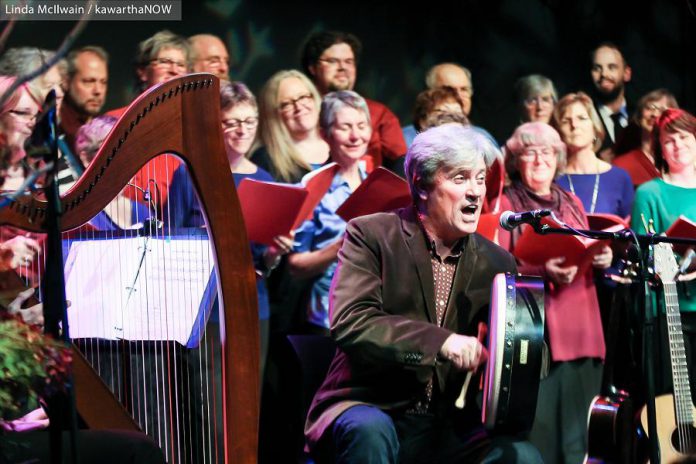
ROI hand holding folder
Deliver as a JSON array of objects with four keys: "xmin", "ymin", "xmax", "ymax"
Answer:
[
  {"xmin": 236, "ymin": 163, "xmax": 340, "ymax": 245},
  {"xmin": 665, "ymin": 215, "xmax": 696, "ymax": 255}
]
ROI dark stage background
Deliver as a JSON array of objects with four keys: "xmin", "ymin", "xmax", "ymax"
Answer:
[{"xmin": 5, "ymin": 0, "xmax": 696, "ymax": 143}]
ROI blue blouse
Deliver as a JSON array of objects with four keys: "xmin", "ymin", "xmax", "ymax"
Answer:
[
  {"xmin": 294, "ymin": 167, "xmax": 366, "ymax": 329},
  {"xmin": 556, "ymin": 166, "xmax": 634, "ymax": 217}
]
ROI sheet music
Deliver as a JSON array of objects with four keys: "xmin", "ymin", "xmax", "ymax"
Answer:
[{"xmin": 64, "ymin": 235, "xmax": 215, "ymax": 346}]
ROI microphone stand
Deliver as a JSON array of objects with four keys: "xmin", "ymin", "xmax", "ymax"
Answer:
[
  {"xmin": 529, "ymin": 218, "xmax": 696, "ymax": 464},
  {"xmin": 32, "ymin": 91, "xmax": 79, "ymax": 464}
]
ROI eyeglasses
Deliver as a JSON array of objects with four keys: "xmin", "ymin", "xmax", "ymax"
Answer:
[
  {"xmin": 8, "ymin": 109, "xmax": 39, "ymax": 121},
  {"xmin": 519, "ymin": 147, "xmax": 555, "ymax": 161},
  {"xmin": 149, "ymin": 57, "xmax": 188, "ymax": 70},
  {"xmin": 278, "ymin": 93, "xmax": 313, "ymax": 113},
  {"xmin": 318, "ymin": 58, "xmax": 356, "ymax": 68},
  {"xmin": 222, "ymin": 116, "xmax": 259, "ymax": 131},
  {"xmin": 524, "ymin": 95, "xmax": 554, "ymax": 107}
]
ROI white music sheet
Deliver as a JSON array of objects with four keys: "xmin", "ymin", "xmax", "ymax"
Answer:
[{"xmin": 64, "ymin": 236, "xmax": 215, "ymax": 346}]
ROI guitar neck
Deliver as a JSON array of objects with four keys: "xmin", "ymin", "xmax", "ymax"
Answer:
[{"xmin": 664, "ymin": 281, "xmax": 694, "ymax": 425}]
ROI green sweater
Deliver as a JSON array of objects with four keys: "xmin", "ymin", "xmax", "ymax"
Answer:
[{"xmin": 631, "ymin": 178, "xmax": 696, "ymax": 312}]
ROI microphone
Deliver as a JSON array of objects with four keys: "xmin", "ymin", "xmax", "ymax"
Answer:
[{"xmin": 499, "ymin": 209, "xmax": 551, "ymax": 231}]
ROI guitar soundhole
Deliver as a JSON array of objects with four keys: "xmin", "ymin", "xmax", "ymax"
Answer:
[{"xmin": 670, "ymin": 425, "xmax": 696, "ymax": 454}]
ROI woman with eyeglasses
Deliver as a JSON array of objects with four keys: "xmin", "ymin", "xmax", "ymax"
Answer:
[
  {"xmin": 0, "ymin": 75, "xmax": 41, "ymax": 190},
  {"xmin": 0, "ymin": 76, "xmax": 46, "ymax": 314},
  {"xmin": 0, "ymin": 48, "xmax": 67, "ymax": 115},
  {"xmin": 515, "ymin": 74, "xmax": 557, "ymax": 124},
  {"xmin": 496, "ymin": 122, "xmax": 609, "ymax": 464},
  {"xmin": 167, "ymin": 81, "xmax": 294, "ymax": 378},
  {"xmin": 251, "ymin": 70, "xmax": 329, "ymax": 183},
  {"xmin": 613, "ymin": 89, "xmax": 679, "ymax": 188}
]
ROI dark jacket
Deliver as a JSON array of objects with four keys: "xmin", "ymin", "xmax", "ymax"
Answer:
[{"xmin": 304, "ymin": 207, "xmax": 517, "ymax": 448}]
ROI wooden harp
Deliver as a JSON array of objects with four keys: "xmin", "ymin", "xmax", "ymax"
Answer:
[{"xmin": 0, "ymin": 74, "xmax": 259, "ymax": 463}]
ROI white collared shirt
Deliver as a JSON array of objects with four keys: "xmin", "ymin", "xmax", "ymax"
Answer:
[{"xmin": 597, "ymin": 99, "xmax": 628, "ymax": 142}]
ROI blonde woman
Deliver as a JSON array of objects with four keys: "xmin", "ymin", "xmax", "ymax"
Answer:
[
  {"xmin": 553, "ymin": 92, "xmax": 633, "ymax": 217},
  {"xmin": 251, "ymin": 70, "xmax": 329, "ymax": 183},
  {"xmin": 0, "ymin": 75, "xmax": 41, "ymax": 188}
]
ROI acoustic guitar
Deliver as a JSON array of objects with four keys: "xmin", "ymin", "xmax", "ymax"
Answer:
[{"xmin": 640, "ymin": 242, "xmax": 696, "ymax": 462}]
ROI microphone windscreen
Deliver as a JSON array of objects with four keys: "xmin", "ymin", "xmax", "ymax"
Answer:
[{"xmin": 498, "ymin": 211, "xmax": 514, "ymax": 231}]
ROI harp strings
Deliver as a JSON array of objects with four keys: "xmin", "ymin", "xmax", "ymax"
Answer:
[
  {"xmin": 58, "ymin": 153, "xmax": 222, "ymax": 463},
  {"xmin": 3, "ymin": 76, "xmax": 259, "ymax": 463}
]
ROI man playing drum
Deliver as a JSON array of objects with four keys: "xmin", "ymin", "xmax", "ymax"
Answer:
[{"xmin": 303, "ymin": 124, "xmax": 543, "ymax": 463}]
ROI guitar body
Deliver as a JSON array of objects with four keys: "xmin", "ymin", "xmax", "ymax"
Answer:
[
  {"xmin": 640, "ymin": 394, "xmax": 696, "ymax": 463},
  {"xmin": 586, "ymin": 263, "xmax": 638, "ymax": 464},
  {"xmin": 639, "ymin": 243, "xmax": 696, "ymax": 463},
  {"xmin": 586, "ymin": 392, "xmax": 635, "ymax": 464}
]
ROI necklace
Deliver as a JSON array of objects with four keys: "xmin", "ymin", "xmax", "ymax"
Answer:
[{"xmin": 566, "ymin": 160, "xmax": 601, "ymax": 214}]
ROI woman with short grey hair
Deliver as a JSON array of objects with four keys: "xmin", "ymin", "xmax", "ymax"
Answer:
[
  {"xmin": 515, "ymin": 74, "xmax": 557, "ymax": 124},
  {"xmin": 288, "ymin": 90, "xmax": 372, "ymax": 332},
  {"xmin": 504, "ymin": 119, "xmax": 567, "ymax": 181},
  {"xmin": 133, "ymin": 30, "xmax": 190, "ymax": 93},
  {"xmin": 0, "ymin": 47, "xmax": 67, "ymax": 112},
  {"xmin": 497, "ymin": 121, "xmax": 610, "ymax": 464},
  {"xmin": 319, "ymin": 90, "xmax": 371, "ymax": 133}
]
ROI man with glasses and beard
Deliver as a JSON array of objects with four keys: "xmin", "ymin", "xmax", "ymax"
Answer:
[{"xmin": 301, "ymin": 30, "xmax": 407, "ymax": 174}]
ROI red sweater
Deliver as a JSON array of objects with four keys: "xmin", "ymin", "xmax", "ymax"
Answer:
[{"xmin": 361, "ymin": 99, "xmax": 406, "ymax": 172}]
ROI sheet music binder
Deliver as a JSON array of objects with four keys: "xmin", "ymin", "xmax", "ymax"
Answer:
[{"xmin": 64, "ymin": 230, "xmax": 215, "ymax": 348}]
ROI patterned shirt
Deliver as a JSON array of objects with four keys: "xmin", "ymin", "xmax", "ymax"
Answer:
[{"xmin": 409, "ymin": 211, "xmax": 465, "ymax": 414}]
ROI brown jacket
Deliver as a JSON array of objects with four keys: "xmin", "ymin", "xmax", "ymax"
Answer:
[{"xmin": 304, "ymin": 207, "xmax": 517, "ymax": 448}]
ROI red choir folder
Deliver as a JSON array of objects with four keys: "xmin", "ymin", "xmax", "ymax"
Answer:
[
  {"xmin": 236, "ymin": 163, "xmax": 340, "ymax": 245},
  {"xmin": 296, "ymin": 163, "xmax": 341, "ymax": 228},
  {"xmin": 485, "ymin": 158, "xmax": 505, "ymax": 213},
  {"xmin": 335, "ymin": 167, "xmax": 411, "ymax": 222},
  {"xmin": 586, "ymin": 213, "xmax": 631, "ymax": 256},
  {"xmin": 666, "ymin": 215, "xmax": 696, "ymax": 255},
  {"xmin": 586, "ymin": 213, "xmax": 630, "ymax": 230},
  {"xmin": 666, "ymin": 215, "xmax": 696, "ymax": 239},
  {"xmin": 513, "ymin": 217, "xmax": 615, "ymax": 277},
  {"xmin": 477, "ymin": 212, "xmax": 502, "ymax": 244}
]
